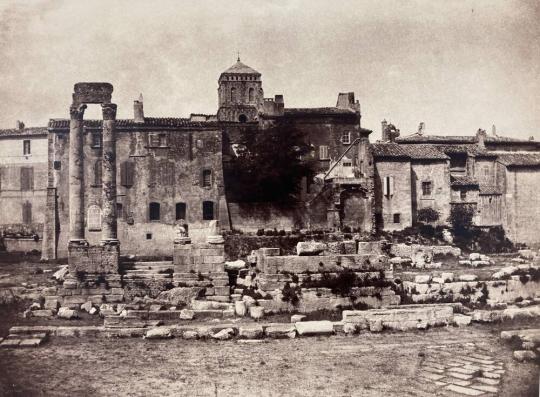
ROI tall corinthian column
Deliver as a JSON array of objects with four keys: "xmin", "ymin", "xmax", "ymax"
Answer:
[
  {"xmin": 101, "ymin": 103, "xmax": 118, "ymax": 242},
  {"xmin": 69, "ymin": 103, "xmax": 87, "ymax": 242}
]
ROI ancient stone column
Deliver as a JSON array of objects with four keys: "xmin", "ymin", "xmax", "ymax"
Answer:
[
  {"xmin": 101, "ymin": 103, "xmax": 118, "ymax": 242},
  {"xmin": 68, "ymin": 103, "xmax": 87, "ymax": 242}
]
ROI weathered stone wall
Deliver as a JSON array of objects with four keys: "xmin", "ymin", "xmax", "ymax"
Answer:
[
  {"xmin": 227, "ymin": 202, "xmax": 304, "ymax": 232},
  {"xmin": 410, "ymin": 160, "xmax": 450, "ymax": 225},
  {"xmin": 49, "ymin": 125, "xmax": 228, "ymax": 258},
  {"xmin": 0, "ymin": 135, "xmax": 48, "ymax": 233},
  {"xmin": 503, "ymin": 167, "xmax": 540, "ymax": 247},
  {"xmin": 374, "ymin": 159, "xmax": 412, "ymax": 230}
]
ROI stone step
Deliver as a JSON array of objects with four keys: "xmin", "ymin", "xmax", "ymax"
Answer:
[
  {"xmin": 123, "ymin": 269, "xmax": 174, "ymax": 275},
  {"xmin": 123, "ymin": 261, "xmax": 173, "ymax": 270},
  {"xmin": 122, "ymin": 273, "xmax": 173, "ymax": 279}
]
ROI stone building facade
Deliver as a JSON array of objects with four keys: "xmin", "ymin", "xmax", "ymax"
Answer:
[
  {"xmin": 379, "ymin": 123, "xmax": 540, "ymax": 246},
  {"xmin": 2, "ymin": 59, "xmax": 540, "ymax": 255},
  {"xmin": 0, "ymin": 123, "xmax": 48, "ymax": 251}
]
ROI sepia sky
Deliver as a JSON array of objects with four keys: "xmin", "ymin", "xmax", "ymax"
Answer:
[{"xmin": 0, "ymin": 0, "xmax": 538, "ymax": 140}]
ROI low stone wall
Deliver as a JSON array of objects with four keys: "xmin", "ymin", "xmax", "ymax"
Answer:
[
  {"xmin": 342, "ymin": 304, "xmax": 455, "ymax": 331},
  {"xmin": 390, "ymin": 243, "xmax": 461, "ymax": 268},
  {"xmin": 3, "ymin": 238, "xmax": 41, "ymax": 253}
]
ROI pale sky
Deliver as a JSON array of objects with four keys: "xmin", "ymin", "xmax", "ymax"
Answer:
[{"xmin": 0, "ymin": 0, "xmax": 538, "ymax": 140}]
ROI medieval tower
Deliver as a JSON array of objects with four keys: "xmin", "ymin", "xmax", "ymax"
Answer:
[{"xmin": 217, "ymin": 57, "xmax": 264, "ymax": 123}]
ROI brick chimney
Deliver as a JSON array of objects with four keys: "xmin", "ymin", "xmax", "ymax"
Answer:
[
  {"xmin": 16, "ymin": 120, "xmax": 25, "ymax": 130},
  {"xmin": 476, "ymin": 128, "xmax": 487, "ymax": 149},
  {"xmin": 418, "ymin": 122, "xmax": 425, "ymax": 135},
  {"xmin": 381, "ymin": 119, "xmax": 388, "ymax": 141},
  {"xmin": 134, "ymin": 94, "xmax": 144, "ymax": 123}
]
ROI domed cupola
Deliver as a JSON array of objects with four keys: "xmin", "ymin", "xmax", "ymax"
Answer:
[{"xmin": 217, "ymin": 57, "xmax": 264, "ymax": 123}]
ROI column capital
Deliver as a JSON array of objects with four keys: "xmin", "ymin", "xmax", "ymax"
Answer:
[
  {"xmin": 102, "ymin": 103, "xmax": 117, "ymax": 120},
  {"xmin": 69, "ymin": 103, "xmax": 87, "ymax": 120}
]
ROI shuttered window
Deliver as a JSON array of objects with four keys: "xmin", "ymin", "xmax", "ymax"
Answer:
[
  {"xmin": 93, "ymin": 160, "xmax": 102, "ymax": 185},
  {"xmin": 20, "ymin": 167, "xmax": 34, "ymax": 191},
  {"xmin": 23, "ymin": 140, "xmax": 31, "ymax": 155},
  {"xmin": 22, "ymin": 201, "xmax": 32, "ymax": 224},
  {"xmin": 202, "ymin": 170, "xmax": 212, "ymax": 187},
  {"xmin": 319, "ymin": 145, "xmax": 329, "ymax": 160},
  {"xmin": 383, "ymin": 176, "xmax": 394, "ymax": 197},
  {"xmin": 120, "ymin": 161, "xmax": 135, "ymax": 187}
]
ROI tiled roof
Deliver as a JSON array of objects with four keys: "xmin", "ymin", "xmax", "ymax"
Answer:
[
  {"xmin": 371, "ymin": 143, "xmax": 448, "ymax": 160},
  {"xmin": 451, "ymin": 175, "xmax": 479, "ymax": 187},
  {"xmin": 495, "ymin": 152, "xmax": 540, "ymax": 167},
  {"xmin": 221, "ymin": 60, "xmax": 260, "ymax": 75},
  {"xmin": 396, "ymin": 133, "xmax": 536, "ymax": 145},
  {"xmin": 284, "ymin": 107, "xmax": 357, "ymax": 116},
  {"xmin": 479, "ymin": 185, "xmax": 503, "ymax": 195},
  {"xmin": 0, "ymin": 127, "xmax": 48, "ymax": 137},
  {"xmin": 48, "ymin": 117, "xmax": 218, "ymax": 130}
]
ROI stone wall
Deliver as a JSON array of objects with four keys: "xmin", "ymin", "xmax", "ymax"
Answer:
[
  {"xmin": 374, "ymin": 159, "xmax": 412, "ymax": 231},
  {"xmin": 410, "ymin": 160, "xmax": 450, "ymax": 225},
  {"xmin": 47, "ymin": 124, "xmax": 228, "ymax": 258},
  {"xmin": 227, "ymin": 202, "xmax": 304, "ymax": 232},
  {"xmin": 503, "ymin": 167, "xmax": 540, "ymax": 247}
]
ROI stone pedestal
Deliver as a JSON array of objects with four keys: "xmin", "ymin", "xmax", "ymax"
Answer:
[{"xmin": 68, "ymin": 240, "xmax": 119, "ymax": 275}]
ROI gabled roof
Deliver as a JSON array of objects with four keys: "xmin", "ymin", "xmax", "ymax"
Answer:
[
  {"xmin": 0, "ymin": 127, "xmax": 48, "ymax": 137},
  {"xmin": 371, "ymin": 143, "xmax": 448, "ymax": 160},
  {"xmin": 48, "ymin": 117, "xmax": 218, "ymax": 130},
  {"xmin": 495, "ymin": 152, "xmax": 540, "ymax": 167},
  {"xmin": 221, "ymin": 60, "xmax": 260, "ymax": 75}
]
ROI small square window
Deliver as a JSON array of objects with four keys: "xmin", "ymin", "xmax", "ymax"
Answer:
[
  {"xmin": 91, "ymin": 132, "xmax": 101, "ymax": 148},
  {"xmin": 341, "ymin": 132, "xmax": 351, "ymax": 145},
  {"xmin": 460, "ymin": 190, "xmax": 467, "ymax": 200},
  {"xmin": 53, "ymin": 160, "xmax": 61, "ymax": 170},
  {"xmin": 393, "ymin": 213, "xmax": 401, "ymax": 223},
  {"xmin": 146, "ymin": 233, "xmax": 152, "ymax": 240}
]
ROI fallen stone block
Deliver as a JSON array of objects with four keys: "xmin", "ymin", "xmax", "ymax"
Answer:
[
  {"xmin": 415, "ymin": 275, "xmax": 432, "ymax": 284},
  {"xmin": 513, "ymin": 350, "xmax": 537, "ymax": 362},
  {"xmin": 235, "ymin": 301, "xmax": 247, "ymax": 317},
  {"xmin": 459, "ymin": 274, "xmax": 478, "ymax": 282},
  {"xmin": 249, "ymin": 306, "xmax": 265, "ymax": 320},
  {"xmin": 492, "ymin": 266, "xmax": 518, "ymax": 280},
  {"xmin": 295, "ymin": 320, "xmax": 333, "ymax": 336},
  {"xmin": 297, "ymin": 242, "xmax": 327, "ymax": 256},
  {"xmin": 264, "ymin": 324, "xmax": 296, "ymax": 339},
  {"xmin": 238, "ymin": 325, "xmax": 264, "ymax": 339},
  {"xmin": 43, "ymin": 298, "xmax": 60, "ymax": 311},
  {"xmin": 369, "ymin": 320, "xmax": 383, "ymax": 332},
  {"xmin": 144, "ymin": 327, "xmax": 172, "ymax": 339},
  {"xmin": 291, "ymin": 314, "xmax": 307, "ymax": 323},
  {"xmin": 31, "ymin": 309, "xmax": 54, "ymax": 318},
  {"xmin": 149, "ymin": 304, "xmax": 163, "ymax": 312},
  {"xmin": 18, "ymin": 338, "xmax": 44, "ymax": 347},
  {"xmin": 57, "ymin": 307, "xmax": 79, "ymax": 320},
  {"xmin": 179, "ymin": 309, "xmax": 194, "ymax": 320},
  {"xmin": 212, "ymin": 328, "xmax": 235, "ymax": 340},
  {"xmin": 441, "ymin": 272, "xmax": 454, "ymax": 282},
  {"xmin": 453, "ymin": 314, "xmax": 472, "ymax": 326},
  {"xmin": 53, "ymin": 265, "xmax": 69, "ymax": 281},
  {"xmin": 182, "ymin": 330, "xmax": 198, "ymax": 339},
  {"xmin": 89, "ymin": 307, "xmax": 98, "ymax": 315},
  {"xmin": 80, "ymin": 301, "xmax": 93, "ymax": 313},
  {"xmin": 224, "ymin": 260, "xmax": 246, "ymax": 271}
]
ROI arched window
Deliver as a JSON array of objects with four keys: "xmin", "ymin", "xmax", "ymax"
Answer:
[
  {"xmin": 202, "ymin": 201, "xmax": 214, "ymax": 220},
  {"xmin": 230, "ymin": 87, "xmax": 236, "ymax": 102},
  {"xmin": 238, "ymin": 114, "xmax": 247, "ymax": 123},
  {"xmin": 149, "ymin": 202, "xmax": 160, "ymax": 221},
  {"xmin": 248, "ymin": 87, "xmax": 255, "ymax": 102},
  {"xmin": 176, "ymin": 202, "xmax": 186, "ymax": 220},
  {"xmin": 94, "ymin": 160, "xmax": 102, "ymax": 185}
]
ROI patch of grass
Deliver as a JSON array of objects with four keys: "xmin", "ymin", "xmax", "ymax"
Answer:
[{"xmin": 281, "ymin": 282, "xmax": 301, "ymax": 306}]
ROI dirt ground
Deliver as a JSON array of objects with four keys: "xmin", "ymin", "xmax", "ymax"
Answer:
[{"xmin": 0, "ymin": 325, "xmax": 538, "ymax": 397}]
